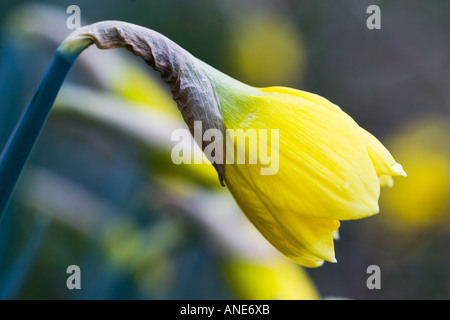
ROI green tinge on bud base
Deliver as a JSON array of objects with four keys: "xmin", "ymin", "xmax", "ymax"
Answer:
[
  {"xmin": 0, "ymin": 21, "xmax": 406, "ymax": 268},
  {"xmin": 57, "ymin": 35, "xmax": 93, "ymax": 64}
]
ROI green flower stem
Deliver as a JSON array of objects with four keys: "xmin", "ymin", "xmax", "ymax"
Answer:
[{"xmin": 0, "ymin": 38, "xmax": 92, "ymax": 217}]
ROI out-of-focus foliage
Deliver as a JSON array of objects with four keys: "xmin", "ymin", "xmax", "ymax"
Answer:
[{"xmin": 0, "ymin": 0, "xmax": 449, "ymax": 300}]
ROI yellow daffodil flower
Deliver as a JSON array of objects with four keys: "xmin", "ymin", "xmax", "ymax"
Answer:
[
  {"xmin": 58, "ymin": 21, "xmax": 406, "ymax": 267},
  {"xmin": 204, "ymin": 69, "xmax": 407, "ymax": 266}
]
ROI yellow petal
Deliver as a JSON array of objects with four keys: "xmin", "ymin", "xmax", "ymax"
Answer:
[
  {"xmin": 356, "ymin": 126, "xmax": 406, "ymax": 177},
  {"xmin": 223, "ymin": 88, "xmax": 381, "ymax": 221},
  {"xmin": 262, "ymin": 86, "xmax": 406, "ymax": 178},
  {"xmin": 225, "ymin": 163, "xmax": 339, "ymax": 267},
  {"xmin": 379, "ymin": 175, "xmax": 394, "ymax": 188}
]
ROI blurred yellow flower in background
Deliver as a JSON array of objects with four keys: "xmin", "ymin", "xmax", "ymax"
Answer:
[
  {"xmin": 380, "ymin": 117, "xmax": 450, "ymax": 232},
  {"xmin": 223, "ymin": 258, "xmax": 320, "ymax": 300},
  {"xmin": 86, "ymin": 51, "xmax": 180, "ymax": 117},
  {"xmin": 227, "ymin": 11, "xmax": 306, "ymax": 86}
]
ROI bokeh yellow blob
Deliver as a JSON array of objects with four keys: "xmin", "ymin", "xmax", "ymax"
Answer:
[
  {"xmin": 227, "ymin": 12, "xmax": 306, "ymax": 86},
  {"xmin": 380, "ymin": 117, "xmax": 450, "ymax": 232},
  {"xmin": 107, "ymin": 60, "xmax": 180, "ymax": 117},
  {"xmin": 223, "ymin": 258, "xmax": 320, "ymax": 300}
]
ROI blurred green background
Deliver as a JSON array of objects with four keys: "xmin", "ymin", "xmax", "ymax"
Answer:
[{"xmin": 0, "ymin": 0, "xmax": 449, "ymax": 300}]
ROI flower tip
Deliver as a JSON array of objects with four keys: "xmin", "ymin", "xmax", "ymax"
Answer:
[
  {"xmin": 332, "ymin": 230, "xmax": 340, "ymax": 240},
  {"xmin": 379, "ymin": 175, "xmax": 394, "ymax": 188},
  {"xmin": 316, "ymin": 260, "xmax": 325, "ymax": 267},
  {"xmin": 391, "ymin": 163, "xmax": 407, "ymax": 177}
]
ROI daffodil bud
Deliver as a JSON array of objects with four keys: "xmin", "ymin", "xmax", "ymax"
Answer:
[
  {"xmin": 58, "ymin": 21, "xmax": 407, "ymax": 267},
  {"xmin": 3, "ymin": 20, "xmax": 406, "ymax": 267}
]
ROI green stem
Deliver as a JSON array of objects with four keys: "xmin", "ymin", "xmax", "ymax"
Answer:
[{"xmin": 0, "ymin": 41, "xmax": 90, "ymax": 218}]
